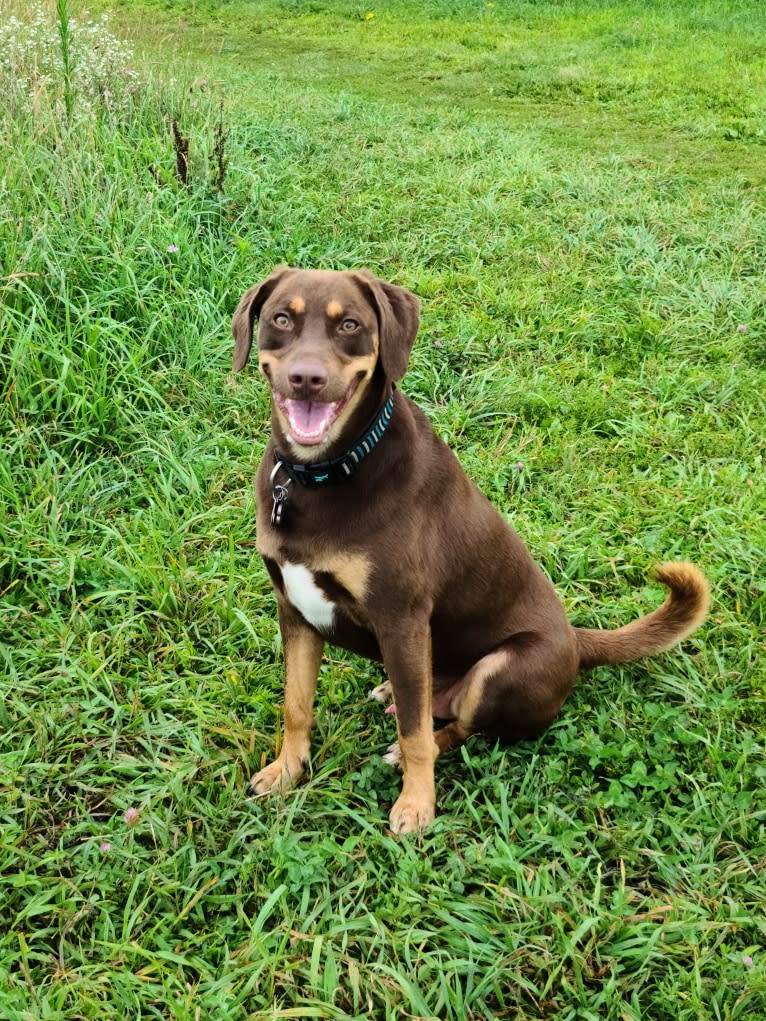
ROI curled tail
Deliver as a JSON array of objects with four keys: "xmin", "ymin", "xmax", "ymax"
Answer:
[{"xmin": 575, "ymin": 562, "xmax": 710, "ymax": 670}]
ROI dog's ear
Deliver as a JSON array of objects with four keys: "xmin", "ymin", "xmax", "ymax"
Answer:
[
  {"xmin": 352, "ymin": 270, "xmax": 420, "ymax": 382},
  {"xmin": 231, "ymin": 267, "xmax": 290, "ymax": 371}
]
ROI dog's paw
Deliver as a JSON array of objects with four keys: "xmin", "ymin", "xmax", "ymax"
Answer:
[
  {"xmin": 369, "ymin": 680, "xmax": 393, "ymax": 704},
  {"xmin": 389, "ymin": 794, "xmax": 436, "ymax": 834},
  {"xmin": 247, "ymin": 756, "xmax": 304, "ymax": 797},
  {"xmin": 382, "ymin": 741, "xmax": 403, "ymax": 768}
]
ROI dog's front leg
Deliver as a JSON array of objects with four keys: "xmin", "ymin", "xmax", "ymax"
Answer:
[
  {"xmin": 378, "ymin": 616, "xmax": 438, "ymax": 834},
  {"xmin": 249, "ymin": 601, "xmax": 323, "ymax": 796}
]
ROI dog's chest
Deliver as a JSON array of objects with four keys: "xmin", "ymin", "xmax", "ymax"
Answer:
[
  {"xmin": 281, "ymin": 562, "xmax": 336, "ymax": 631},
  {"xmin": 260, "ymin": 545, "xmax": 372, "ymax": 633}
]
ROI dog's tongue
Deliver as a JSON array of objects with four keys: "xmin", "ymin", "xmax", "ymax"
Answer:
[{"xmin": 285, "ymin": 399, "xmax": 338, "ymax": 445}]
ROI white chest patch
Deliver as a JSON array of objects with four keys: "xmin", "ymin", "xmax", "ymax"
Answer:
[{"xmin": 282, "ymin": 562, "xmax": 336, "ymax": 632}]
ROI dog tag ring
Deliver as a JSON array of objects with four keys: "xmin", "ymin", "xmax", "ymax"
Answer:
[
  {"xmin": 269, "ymin": 461, "xmax": 292, "ymax": 526},
  {"xmin": 271, "ymin": 484, "xmax": 289, "ymax": 526}
]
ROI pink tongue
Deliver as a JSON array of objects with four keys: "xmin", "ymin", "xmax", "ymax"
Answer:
[{"xmin": 285, "ymin": 399, "xmax": 336, "ymax": 443}]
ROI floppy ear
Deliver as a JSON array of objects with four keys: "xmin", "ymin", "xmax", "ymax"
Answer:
[
  {"xmin": 352, "ymin": 270, "xmax": 420, "ymax": 382},
  {"xmin": 231, "ymin": 267, "xmax": 290, "ymax": 372}
]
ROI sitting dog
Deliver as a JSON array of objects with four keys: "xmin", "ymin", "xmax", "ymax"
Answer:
[{"xmin": 231, "ymin": 267, "xmax": 710, "ymax": 833}]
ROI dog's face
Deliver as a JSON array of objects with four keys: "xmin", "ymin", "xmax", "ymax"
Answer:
[{"xmin": 232, "ymin": 268, "xmax": 420, "ymax": 458}]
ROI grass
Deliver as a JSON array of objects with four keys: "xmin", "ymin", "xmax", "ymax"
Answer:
[{"xmin": 1, "ymin": 0, "xmax": 765, "ymax": 1017}]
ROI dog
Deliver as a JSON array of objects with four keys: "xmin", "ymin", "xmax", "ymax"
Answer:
[{"xmin": 231, "ymin": 267, "xmax": 710, "ymax": 834}]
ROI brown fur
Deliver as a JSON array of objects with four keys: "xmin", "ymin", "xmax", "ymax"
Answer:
[{"xmin": 231, "ymin": 267, "xmax": 711, "ymax": 834}]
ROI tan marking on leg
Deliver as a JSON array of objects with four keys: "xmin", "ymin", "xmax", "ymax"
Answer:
[
  {"xmin": 377, "ymin": 616, "xmax": 435, "ymax": 833},
  {"xmin": 326, "ymin": 300, "xmax": 343, "ymax": 318},
  {"xmin": 390, "ymin": 728, "xmax": 437, "ymax": 833},
  {"xmin": 453, "ymin": 649, "xmax": 509, "ymax": 729},
  {"xmin": 282, "ymin": 625, "xmax": 322, "ymax": 752},
  {"xmin": 249, "ymin": 621, "xmax": 323, "ymax": 796},
  {"xmin": 434, "ymin": 721, "xmax": 471, "ymax": 756},
  {"xmin": 289, "ymin": 296, "xmax": 305, "ymax": 314}
]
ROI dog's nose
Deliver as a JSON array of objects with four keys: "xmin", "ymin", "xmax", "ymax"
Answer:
[{"xmin": 287, "ymin": 361, "xmax": 328, "ymax": 396}]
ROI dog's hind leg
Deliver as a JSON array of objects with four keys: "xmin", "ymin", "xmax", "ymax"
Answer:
[
  {"xmin": 369, "ymin": 678, "xmax": 393, "ymax": 704},
  {"xmin": 431, "ymin": 634, "xmax": 578, "ymax": 754}
]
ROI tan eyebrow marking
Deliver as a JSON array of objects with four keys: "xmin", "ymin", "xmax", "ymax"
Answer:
[
  {"xmin": 289, "ymin": 296, "xmax": 306, "ymax": 314},
  {"xmin": 326, "ymin": 300, "xmax": 343, "ymax": 318}
]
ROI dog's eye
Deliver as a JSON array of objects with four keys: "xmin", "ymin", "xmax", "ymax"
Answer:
[
  {"xmin": 340, "ymin": 318, "xmax": 359, "ymax": 333},
  {"xmin": 273, "ymin": 313, "xmax": 290, "ymax": 328}
]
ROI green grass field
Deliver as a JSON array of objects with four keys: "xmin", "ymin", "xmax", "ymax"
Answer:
[{"xmin": 1, "ymin": 0, "xmax": 765, "ymax": 1017}]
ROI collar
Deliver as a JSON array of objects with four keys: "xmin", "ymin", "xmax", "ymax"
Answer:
[{"xmin": 273, "ymin": 389, "xmax": 395, "ymax": 489}]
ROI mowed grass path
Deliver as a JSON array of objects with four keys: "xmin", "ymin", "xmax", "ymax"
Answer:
[{"xmin": 1, "ymin": 1, "xmax": 765, "ymax": 1018}]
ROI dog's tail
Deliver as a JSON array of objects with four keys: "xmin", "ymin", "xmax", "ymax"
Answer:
[{"xmin": 574, "ymin": 562, "xmax": 710, "ymax": 670}]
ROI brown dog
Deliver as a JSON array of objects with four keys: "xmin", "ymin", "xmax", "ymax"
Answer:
[{"xmin": 231, "ymin": 267, "xmax": 710, "ymax": 833}]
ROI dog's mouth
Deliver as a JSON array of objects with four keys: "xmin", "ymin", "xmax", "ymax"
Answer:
[{"xmin": 273, "ymin": 379, "xmax": 359, "ymax": 447}]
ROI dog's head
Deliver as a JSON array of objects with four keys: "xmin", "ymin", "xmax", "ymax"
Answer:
[{"xmin": 231, "ymin": 268, "xmax": 419, "ymax": 458}]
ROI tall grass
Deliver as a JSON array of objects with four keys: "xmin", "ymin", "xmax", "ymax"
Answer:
[
  {"xmin": 55, "ymin": 0, "xmax": 75, "ymax": 122},
  {"xmin": 1, "ymin": 1, "xmax": 765, "ymax": 1018}
]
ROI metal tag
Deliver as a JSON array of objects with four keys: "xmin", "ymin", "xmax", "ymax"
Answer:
[{"xmin": 271, "ymin": 484, "xmax": 289, "ymax": 527}]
